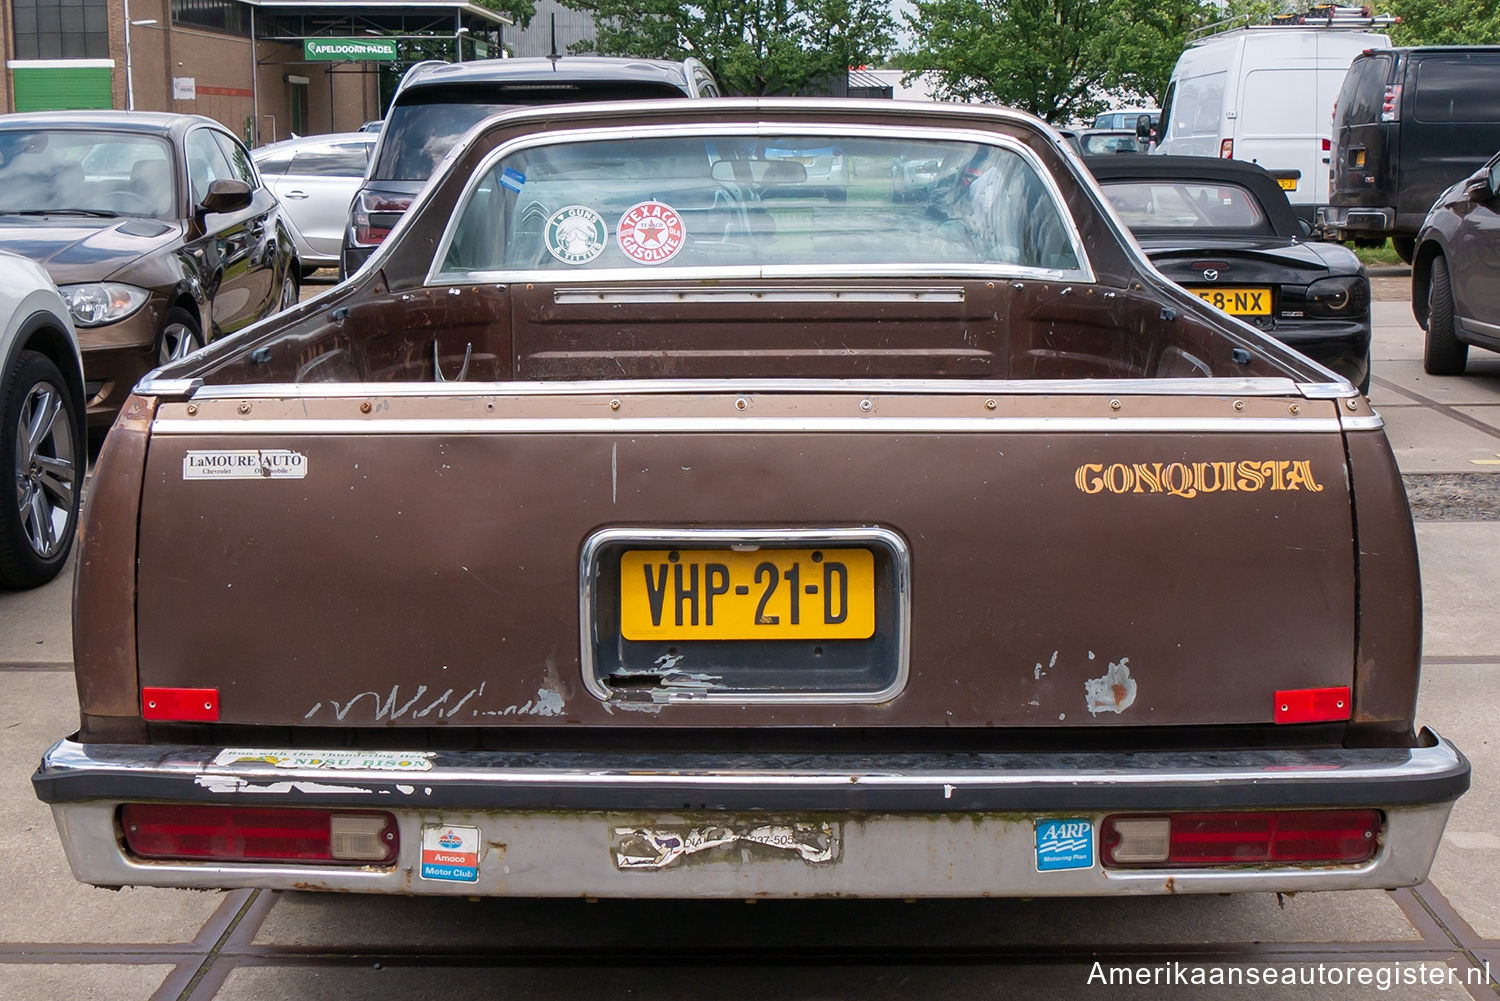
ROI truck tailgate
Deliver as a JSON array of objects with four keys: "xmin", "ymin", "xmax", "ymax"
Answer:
[{"xmin": 135, "ymin": 386, "xmax": 1355, "ymax": 729}]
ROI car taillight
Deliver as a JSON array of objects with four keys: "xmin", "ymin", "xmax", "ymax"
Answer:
[
  {"xmin": 121, "ymin": 805, "xmax": 398, "ymax": 864},
  {"xmin": 1101, "ymin": 810, "xmax": 1381, "ymax": 867},
  {"xmin": 1380, "ymin": 84, "xmax": 1402, "ymax": 122},
  {"xmin": 351, "ymin": 191, "xmax": 413, "ymax": 247},
  {"xmin": 1321, "ymin": 137, "xmax": 1332, "ymax": 151},
  {"xmin": 1219, "ymin": 138, "xmax": 1233, "ymax": 159}
]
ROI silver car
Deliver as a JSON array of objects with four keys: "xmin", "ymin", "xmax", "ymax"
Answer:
[
  {"xmin": 253, "ymin": 133, "xmax": 376, "ymax": 273},
  {"xmin": 0, "ymin": 249, "xmax": 83, "ymax": 588}
]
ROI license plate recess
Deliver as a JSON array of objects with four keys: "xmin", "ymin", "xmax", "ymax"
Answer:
[{"xmin": 582, "ymin": 528, "xmax": 909, "ymax": 703}]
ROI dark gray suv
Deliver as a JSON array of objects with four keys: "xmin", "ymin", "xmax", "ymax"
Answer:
[{"xmin": 343, "ymin": 56, "xmax": 719, "ymax": 276}]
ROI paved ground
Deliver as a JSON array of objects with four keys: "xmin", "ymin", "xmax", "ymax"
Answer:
[{"xmin": 3, "ymin": 269, "xmax": 1499, "ymax": 999}]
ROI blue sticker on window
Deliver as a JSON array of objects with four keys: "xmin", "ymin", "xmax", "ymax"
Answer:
[
  {"xmin": 500, "ymin": 167, "xmax": 525, "ymax": 192},
  {"xmin": 1035, "ymin": 818, "xmax": 1094, "ymax": 871}
]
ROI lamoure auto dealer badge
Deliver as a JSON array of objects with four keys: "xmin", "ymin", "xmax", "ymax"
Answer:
[{"xmin": 545, "ymin": 205, "xmax": 607, "ymax": 265}]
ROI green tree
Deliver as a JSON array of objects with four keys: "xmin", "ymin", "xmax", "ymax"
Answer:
[
  {"xmin": 477, "ymin": 0, "xmax": 537, "ymax": 29},
  {"xmin": 565, "ymin": 0, "xmax": 897, "ymax": 96},
  {"xmin": 898, "ymin": 0, "xmax": 1291, "ymax": 123},
  {"xmin": 1387, "ymin": 0, "xmax": 1500, "ymax": 44}
]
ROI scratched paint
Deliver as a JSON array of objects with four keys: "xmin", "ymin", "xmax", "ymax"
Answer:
[{"xmin": 302, "ymin": 682, "xmax": 566, "ymax": 722}]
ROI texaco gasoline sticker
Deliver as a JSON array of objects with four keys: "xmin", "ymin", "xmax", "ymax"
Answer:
[
  {"xmin": 545, "ymin": 205, "xmax": 607, "ymax": 265},
  {"xmin": 617, "ymin": 200, "xmax": 686, "ymax": 265}
]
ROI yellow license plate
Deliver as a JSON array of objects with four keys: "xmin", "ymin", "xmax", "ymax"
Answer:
[
  {"xmin": 1188, "ymin": 286, "xmax": 1272, "ymax": 315},
  {"xmin": 620, "ymin": 548, "xmax": 875, "ymax": 641},
  {"xmin": 1276, "ymin": 177, "xmax": 1297, "ymax": 191}
]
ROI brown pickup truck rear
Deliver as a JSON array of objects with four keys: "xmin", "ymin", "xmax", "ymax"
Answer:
[{"xmin": 35, "ymin": 100, "xmax": 1466, "ymax": 898}]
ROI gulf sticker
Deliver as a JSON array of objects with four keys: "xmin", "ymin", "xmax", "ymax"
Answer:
[
  {"xmin": 420, "ymin": 824, "xmax": 480, "ymax": 883},
  {"xmin": 617, "ymin": 200, "xmax": 686, "ymax": 265}
]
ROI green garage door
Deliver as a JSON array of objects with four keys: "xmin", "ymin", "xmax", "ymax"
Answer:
[{"xmin": 10, "ymin": 61, "xmax": 114, "ymax": 111}]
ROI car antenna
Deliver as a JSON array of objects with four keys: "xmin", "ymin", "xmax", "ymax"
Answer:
[{"xmin": 548, "ymin": 14, "xmax": 559, "ymax": 62}]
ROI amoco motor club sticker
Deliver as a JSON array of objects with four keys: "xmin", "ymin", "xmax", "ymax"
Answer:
[
  {"xmin": 545, "ymin": 205, "xmax": 607, "ymax": 265},
  {"xmin": 617, "ymin": 200, "xmax": 686, "ymax": 265}
]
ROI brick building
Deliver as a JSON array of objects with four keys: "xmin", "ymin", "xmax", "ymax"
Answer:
[{"xmin": 0, "ymin": 0, "xmax": 508, "ymax": 145}]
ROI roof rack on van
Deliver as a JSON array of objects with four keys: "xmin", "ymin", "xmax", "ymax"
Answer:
[{"xmin": 1188, "ymin": 4, "xmax": 1398, "ymax": 41}]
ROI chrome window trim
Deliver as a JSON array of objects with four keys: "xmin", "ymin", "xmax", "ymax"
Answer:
[
  {"xmin": 577, "ymin": 527, "xmax": 912, "ymax": 706},
  {"xmin": 423, "ymin": 122, "xmax": 1096, "ymax": 287},
  {"xmin": 152, "ymin": 417, "xmax": 1344, "ymax": 436},
  {"xmin": 147, "ymin": 376, "xmax": 1309, "ymax": 400},
  {"xmin": 551, "ymin": 285, "xmax": 969, "ymax": 304}
]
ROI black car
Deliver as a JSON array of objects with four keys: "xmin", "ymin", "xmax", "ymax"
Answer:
[
  {"xmin": 1088, "ymin": 155, "xmax": 1371, "ymax": 392},
  {"xmin": 343, "ymin": 56, "xmax": 719, "ymax": 276},
  {"xmin": 1323, "ymin": 46, "xmax": 1500, "ymax": 262},
  {"xmin": 1412, "ymin": 149, "xmax": 1500, "ymax": 375}
]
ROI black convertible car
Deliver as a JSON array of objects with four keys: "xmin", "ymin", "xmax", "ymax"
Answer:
[{"xmin": 1087, "ymin": 156, "xmax": 1371, "ymax": 393}]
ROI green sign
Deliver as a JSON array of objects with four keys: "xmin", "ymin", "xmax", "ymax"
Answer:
[{"xmin": 303, "ymin": 38, "xmax": 398, "ymax": 62}]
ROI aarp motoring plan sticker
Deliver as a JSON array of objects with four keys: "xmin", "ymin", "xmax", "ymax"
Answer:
[
  {"xmin": 420, "ymin": 824, "xmax": 480, "ymax": 882},
  {"xmin": 617, "ymin": 200, "xmax": 685, "ymax": 265},
  {"xmin": 545, "ymin": 205, "xmax": 607, "ymax": 265},
  {"xmin": 183, "ymin": 449, "xmax": 306, "ymax": 479},
  {"xmin": 1035, "ymin": 818, "xmax": 1094, "ymax": 871}
]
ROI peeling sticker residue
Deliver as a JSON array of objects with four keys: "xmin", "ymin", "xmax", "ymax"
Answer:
[
  {"xmin": 614, "ymin": 823, "xmax": 838, "ymax": 869},
  {"xmin": 194, "ymin": 776, "xmax": 373, "ymax": 795},
  {"xmin": 212, "ymin": 749, "xmax": 433, "ymax": 771},
  {"xmin": 1084, "ymin": 658, "xmax": 1137, "ymax": 716}
]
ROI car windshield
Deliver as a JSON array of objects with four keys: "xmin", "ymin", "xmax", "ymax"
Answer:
[
  {"xmin": 1100, "ymin": 179, "xmax": 1271, "ymax": 233},
  {"xmin": 374, "ymin": 82, "xmax": 692, "ymax": 181},
  {"xmin": 0, "ymin": 129, "xmax": 176, "ymax": 219},
  {"xmin": 438, "ymin": 133, "xmax": 1084, "ymax": 277}
]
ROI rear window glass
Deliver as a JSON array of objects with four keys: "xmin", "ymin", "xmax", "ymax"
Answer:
[
  {"xmin": 373, "ymin": 82, "xmax": 691, "ymax": 181},
  {"xmin": 1101, "ymin": 180, "xmax": 1270, "ymax": 233},
  {"xmin": 289, "ymin": 144, "xmax": 371, "ymax": 176},
  {"xmin": 1336, "ymin": 54, "xmax": 1392, "ymax": 128},
  {"xmin": 439, "ymin": 134, "xmax": 1083, "ymax": 276},
  {"xmin": 1413, "ymin": 56, "xmax": 1500, "ymax": 123}
]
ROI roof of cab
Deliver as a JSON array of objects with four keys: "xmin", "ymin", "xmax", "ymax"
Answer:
[
  {"xmin": 0, "ymin": 110, "xmax": 219, "ymax": 137},
  {"xmin": 398, "ymin": 56, "xmax": 696, "ymax": 94}
]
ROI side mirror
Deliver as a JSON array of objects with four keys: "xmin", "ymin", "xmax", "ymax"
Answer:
[
  {"xmin": 1135, "ymin": 115, "xmax": 1153, "ymax": 144},
  {"xmin": 199, "ymin": 178, "xmax": 252, "ymax": 215}
]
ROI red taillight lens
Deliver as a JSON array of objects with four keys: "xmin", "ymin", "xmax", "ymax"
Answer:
[
  {"xmin": 1274, "ymin": 685, "xmax": 1351, "ymax": 723},
  {"xmin": 1101, "ymin": 810, "xmax": 1381, "ymax": 868},
  {"xmin": 351, "ymin": 191, "xmax": 413, "ymax": 247},
  {"xmin": 1321, "ymin": 137, "xmax": 1332, "ymax": 151},
  {"xmin": 1380, "ymin": 84, "xmax": 1402, "ymax": 122},
  {"xmin": 1218, "ymin": 138, "xmax": 1234, "ymax": 159},
  {"xmin": 121, "ymin": 805, "xmax": 398, "ymax": 864},
  {"xmin": 142, "ymin": 686, "xmax": 219, "ymax": 722}
]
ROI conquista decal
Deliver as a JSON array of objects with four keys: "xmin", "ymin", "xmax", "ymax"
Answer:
[{"xmin": 1074, "ymin": 459, "xmax": 1323, "ymax": 498}]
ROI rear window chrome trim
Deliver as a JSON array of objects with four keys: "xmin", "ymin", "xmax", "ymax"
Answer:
[
  {"xmin": 152, "ymin": 376, "xmax": 1311, "ymax": 400},
  {"xmin": 578, "ymin": 526, "xmax": 912, "ymax": 706},
  {"xmin": 151, "ymin": 416, "xmax": 1345, "ymax": 436},
  {"xmin": 424, "ymin": 122, "xmax": 1097, "ymax": 287}
]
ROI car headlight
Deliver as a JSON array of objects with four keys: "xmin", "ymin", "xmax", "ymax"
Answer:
[{"xmin": 58, "ymin": 283, "xmax": 150, "ymax": 327}]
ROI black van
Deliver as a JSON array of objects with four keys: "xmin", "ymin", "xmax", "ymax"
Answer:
[{"xmin": 1322, "ymin": 46, "xmax": 1500, "ymax": 262}]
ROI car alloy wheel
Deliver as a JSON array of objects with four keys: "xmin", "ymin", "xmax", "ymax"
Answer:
[
  {"xmin": 158, "ymin": 309, "xmax": 203, "ymax": 367},
  {"xmin": 1, "ymin": 351, "xmax": 81, "ymax": 587},
  {"xmin": 279, "ymin": 266, "xmax": 300, "ymax": 311}
]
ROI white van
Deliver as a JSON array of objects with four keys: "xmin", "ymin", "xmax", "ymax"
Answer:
[{"xmin": 1154, "ymin": 15, "xmax": 1392, "ymax": 224}]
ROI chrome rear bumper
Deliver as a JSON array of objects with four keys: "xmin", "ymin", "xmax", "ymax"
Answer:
[{"xmin": 34, "ymin": 729, "xmax": 1468, "ymax": 898}]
